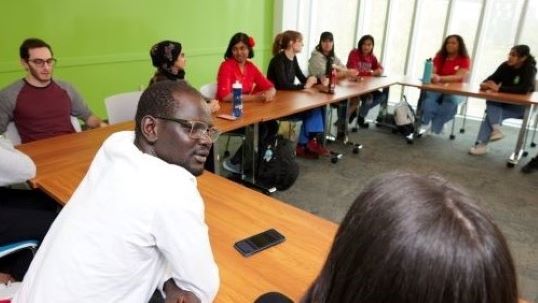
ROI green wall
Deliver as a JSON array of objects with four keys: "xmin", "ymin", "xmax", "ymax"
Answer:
[{"xmin": 0, "ymin": 0, "xmax": 274, "ymax": 118}]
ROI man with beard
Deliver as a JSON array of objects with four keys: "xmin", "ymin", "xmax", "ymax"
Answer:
[
  {"xmin": 14, "ymin": 81, "xmax": 220, "ymax": 303},
  {"xmin": 0, "ymin": 38, "xmax": 106, "ymax": 143}
]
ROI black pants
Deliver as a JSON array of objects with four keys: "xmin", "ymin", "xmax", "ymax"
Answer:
[{"xmin": 0, "ymin": 188, "xmax": 58, "ymax": 280}]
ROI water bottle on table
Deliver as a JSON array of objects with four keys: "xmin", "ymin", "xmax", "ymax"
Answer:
[
  {"xmin": 422, "ymin": 58, "xmax": 433, "ymax": 84},
  {"xmin": 232, "ymin": 80, "xmax": 243, "ymax": 118}
]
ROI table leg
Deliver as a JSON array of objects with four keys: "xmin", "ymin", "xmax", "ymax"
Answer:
[{"xmin": 507, "ymin": 104, "xmax": 533, "ymax": 167}]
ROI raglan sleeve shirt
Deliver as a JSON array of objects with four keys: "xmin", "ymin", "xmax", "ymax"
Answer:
[{"xmin": 56, "ymin": 80, "xmax": 92, "ymax": 121}]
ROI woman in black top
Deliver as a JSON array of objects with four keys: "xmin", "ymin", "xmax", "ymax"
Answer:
[
  {"xmin": 470, "ymin": 45, "xmax": 536, "ymax": 155},
  {"xmin": 267, "ymin": 30, "xmax": 328, "ymax": 158}
]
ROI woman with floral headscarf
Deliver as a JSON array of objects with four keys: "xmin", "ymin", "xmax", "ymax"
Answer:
[{"xmin": 149, "ymin": 40, "xmax": 220, "ymax": 113}]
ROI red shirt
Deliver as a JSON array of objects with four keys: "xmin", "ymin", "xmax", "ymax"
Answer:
[
  {"xmin": 216, "ymin": 59, "xmax": 274, "ymax": 101},
  {"xmin": 433, "ymin": 54, "xmax": 471, "ymax": 78},
  {"xmin": 14, "ymin": 81, "xmax": 75, "ymax": 143},
  {"xmin": 346, "ymin": 49, "xmax": 382, "ymax": 76}
]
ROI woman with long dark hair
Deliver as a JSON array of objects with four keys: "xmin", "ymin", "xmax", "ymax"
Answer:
[
  {"xmin": 470, "ymin": 44, "xmax": 536, "ymax": 155},
  {"xmin": 419, "ymin": 34, "xmax": 471, "ymax": 135}
]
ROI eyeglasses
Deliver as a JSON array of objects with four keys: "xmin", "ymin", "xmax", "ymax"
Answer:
[
  {"xmin": 155, "ymin": 116, "xmax": 220, "ymax": 141},
  {"xmin": 27, "ymin": 58, "xmax": 57, "ymax": 67}
]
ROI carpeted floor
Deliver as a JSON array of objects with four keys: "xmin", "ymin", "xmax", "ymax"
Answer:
[{"xmin": 220, "ymin": 115, "xmax": 538, "ymax": 301}]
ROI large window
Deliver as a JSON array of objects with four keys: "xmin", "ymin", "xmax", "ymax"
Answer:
[{"xmin": 276, "ymin": 0, "xmax": 536, "ymax": 119}]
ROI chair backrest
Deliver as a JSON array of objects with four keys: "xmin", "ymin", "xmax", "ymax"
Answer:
[
  {"xmin": 104, "ymin": 91, "xmax": 143, "ymax": 124},
  {"xmin": 3, "ymin": 116, "xmax": 81, "ymax": 145},
  {"xmin": 200, "ymin": 83, "xmax": 217, "ymax": 99},
  {"xmin": 0, "ymin": 240, "xmax": 38, "ymax": 258}
]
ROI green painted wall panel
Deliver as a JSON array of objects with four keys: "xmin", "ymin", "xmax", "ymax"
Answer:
[{"xmin": 0, "ymin": 0, "xmax": 274, "ymax": 118}]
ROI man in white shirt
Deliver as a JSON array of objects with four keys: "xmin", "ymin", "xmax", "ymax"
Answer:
[
  {"xmin": 14, "ymin": 81, "xmax": 220, "ymax": 303},
  {"xmin": 0, "ymin": 136, "xmax": 57, "ymax": 283}
]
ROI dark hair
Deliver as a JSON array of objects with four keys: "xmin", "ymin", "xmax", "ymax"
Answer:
[
  {"xmin": 272, "ymin": 30, "xmax": 302, "ymax": 55},
  {"xmin": 19, "ymin": 38, "xmax": 53, "ymax": 60},
  {"xmin": 315, "ymin": 31, "xmax": 335, "ymax": 58},
  {"xmin": 224, "ymin": 32, "xmax": 254, "ymax": 59},
  {"xmin": 135, "ymin": 80, "xmax": 202, "ymax": 139},
  {"xmin": 439, "ymin": 34, "xmax": 469, "ymax": 59},
  {"xmin": 357, "ymin": 35, "xmax": 375, "ymax": 54},
  {"xmin": 511, "ymin": 44, "xmax": 536, "ymax": 66},
  {"xmin": 303, "ymin": 171, "xmax": 518, "ymax": 303}
]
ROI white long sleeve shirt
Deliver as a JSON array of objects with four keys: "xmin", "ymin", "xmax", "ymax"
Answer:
[
  {"xmin": 14, "ymin": 131, "xmax": 219, "ymax": 303},
  {"xmin": 0, "ymin": 136, "xmax": 36, "ymax": 186}
]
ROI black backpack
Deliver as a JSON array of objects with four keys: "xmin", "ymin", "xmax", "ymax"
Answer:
[{"xmin": 256, "ymin": 135, "xmax": 299, "ymax": 191}]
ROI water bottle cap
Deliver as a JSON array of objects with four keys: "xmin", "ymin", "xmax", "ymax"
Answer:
[{"xmin": 233, "ymin": 80, "xmax": 242, "ymax": 88}]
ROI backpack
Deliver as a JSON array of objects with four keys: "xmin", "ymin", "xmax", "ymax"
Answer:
[
  {"xmin": 393, "ymin": 95, "xmax": 416, "ymax": 137},
  {"xmin": 256, "ymin": 135, "xmax": 299, "ymax": 191}
]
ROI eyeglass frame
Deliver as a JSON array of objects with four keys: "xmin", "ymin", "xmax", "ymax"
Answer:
[
  {"xmin": 26, "ymin": 58, "xmax": 57, "ymax": 67},
  {"xmin": 154, "ymin": 116, "xmax": 220, "ymax": 141}
]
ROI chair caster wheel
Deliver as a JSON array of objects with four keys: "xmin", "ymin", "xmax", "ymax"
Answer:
[
  {"xmin": 449, "ymin": 134, "xmax": 455, "ymax": 140},
  {"xmin": 352, "ymin": 143, "xmax": 363, "ymax": 154},
  {"xmin": 223, "ymin": 151, "xmax": 230, "ymax": 158},
  {"xmin": 351, "ymin": 127, "xmax": 358, "ymax": 133},
  {"xmin": 506, "ymin": 162, "xmax": 515, "ymax": 168},
  {"xmin": 406, "ymin": 139, "xmax": 414, "ymax": 144},
  {"xmin": 331, "ymin": 157, "xmax": 338, "ymax": 164},
  {"xmin": 459, "ymin": 128, "xmax": 465, "ymax": 134},
  {"xmin": 531, "ymin": 142, "xmax": 536, "ymax": 148},
  {"xmin": 523, "ymin": 151, "xmax": 528, "ymax": 157}
]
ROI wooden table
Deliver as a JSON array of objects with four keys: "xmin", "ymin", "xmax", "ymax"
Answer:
[
  {"xmin": 34, "ymin": 162, "xmax": 337, "ymax": 302},
  {"xmin": 398, "ymin": 77, "xmax": 538, "ymax": 166}
]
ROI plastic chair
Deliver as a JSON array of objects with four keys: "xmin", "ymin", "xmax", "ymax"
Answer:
[
  {"xmin": 0, "ymin": 240, "xmax": 38, "ymax": 259},
  {"xmin": 104, "ymin": 91, "xmax": 143, "ymax": 124},
  {"xmin": 3, "ymin": 117, "xmax": 81, "ymax": 145},
  {"xmin": 199, "ymin": 83, "xmax": 217, "ymax": 100}
]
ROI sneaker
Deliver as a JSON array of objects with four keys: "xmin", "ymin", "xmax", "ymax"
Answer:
[
  {"xmin": 469, "ymin": 144, "xmax": 488, "ymax": 156},
  {"xmin": 521, "ymin": 157, "xmax": 538, "ymax": 174},
  {"xmin": 418, "ymin": 125, "xmax": 430, "ymax": 136},
  {"xmin": 490, "ymin": 129, "xmax": 505, "ymax": 142},
  {"xmin": 306, "ymin": 138, "xmax": 330, "ymax": 157},
  {"xmin": 357, "ymin": 116, "xmax": 369, "ymax": 129},
  {"xmin": 296, "ymin": 145, "xmax": 319, "ymax": 159},
  {"xmin": 223, "ymin": 159, "xmax": 241, "ymax": 174}
]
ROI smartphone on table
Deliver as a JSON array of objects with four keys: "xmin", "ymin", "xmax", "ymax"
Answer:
[{"xmin": 233, "ymin": 228, "xmax": 285, "ymax": 257}]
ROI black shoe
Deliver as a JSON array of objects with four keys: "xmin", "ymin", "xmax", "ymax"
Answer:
[
  {"xmin": 357, "ymin": 116, "xmax": 369, "ymax": 129},
  {"xmin": 521, "ymin": 157, "xmax": 538, "ymax": 174}
]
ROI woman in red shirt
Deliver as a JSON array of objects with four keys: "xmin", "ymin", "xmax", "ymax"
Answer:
[
  {"xmin": 420, "ymin": 35, "xmax": 471, "ymax": 134},
  {"xmin": 216, "ymin": 32, "xmax": 277, "ymax": 174},
  {"xmin": 346, "ymin": 35, "xmax": 388, "ymax": 128}
]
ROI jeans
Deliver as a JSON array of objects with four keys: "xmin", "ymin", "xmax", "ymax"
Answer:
[
  {"xmin": 294, "ymin": 108, "xmax": 325, "ymax": 144},
  {"xmin": 476, "ymin": 100, "xmax": 525, "ymax": 144},
  {"xmin": 359, "ymin": 89, "xmax": 388, "ymax": 118},
  {"xmin": 420, "ymin": 91, "xmax": 463, "ymax": 134}
]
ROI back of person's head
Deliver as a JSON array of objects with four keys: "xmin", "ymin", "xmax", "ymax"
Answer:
[
  {"xmin": 315, "ymin": 31, "xmax": 335, "ymax": 58},
  {"xmin": 224, "ymin": 32, "xmax": 255, "ymax": 59},
  {"xmin": 439, "ymin": 34, "xmax": 469, "ymax": 59},
  {"xmin": 150, "ymin": 40, "xmax": 182, "ymax": 70},
  {"xmin": 272, "ymin": 30, "xmax": 302, "ymax": 55},
  {"xmin": 357, "ymin": 34, "xmax": 375, "ymax": 53},
  {"xmin": 303, "ymin": 171, "xmax": 518, "ymax": 303},
  {"xmin": 20, "ymin": 38, "xmax": 53, "ymax": 59},
  {"xmin": 511, "ymin": 44, "xmax": 536, "ymax": 67},
  {"xmin": 135, "ymin": 80, "xmax": 201, "ymax": 140}
]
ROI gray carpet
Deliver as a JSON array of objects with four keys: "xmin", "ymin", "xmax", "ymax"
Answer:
[{"xmin": 220, "ymin": 116, "xmax": 538, "ymax": 301}]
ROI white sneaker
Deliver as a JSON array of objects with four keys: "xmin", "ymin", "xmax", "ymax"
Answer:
[
  {"xmin": 469, "ymin": 144, "xmax": 488, "ymax": 156},
  {"xmin": 490, "ymin": 129, "xmax": 505, "ymax": 142},
  {"xmin": 223, "ymin": 159, "xmax": 241, "ymax": 174},
  {"xmin": 418, "ymin": 125, "xmax": 430, "ymax": 136}
]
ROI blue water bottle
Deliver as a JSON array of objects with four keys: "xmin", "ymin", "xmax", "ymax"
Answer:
[
  {"xmin": 422, "ymin": 58, "xmax": 433, "ymax": 84},
  {"xmin": 232, "ymin": 80, "xmax": 243, "ymax": 118}
]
